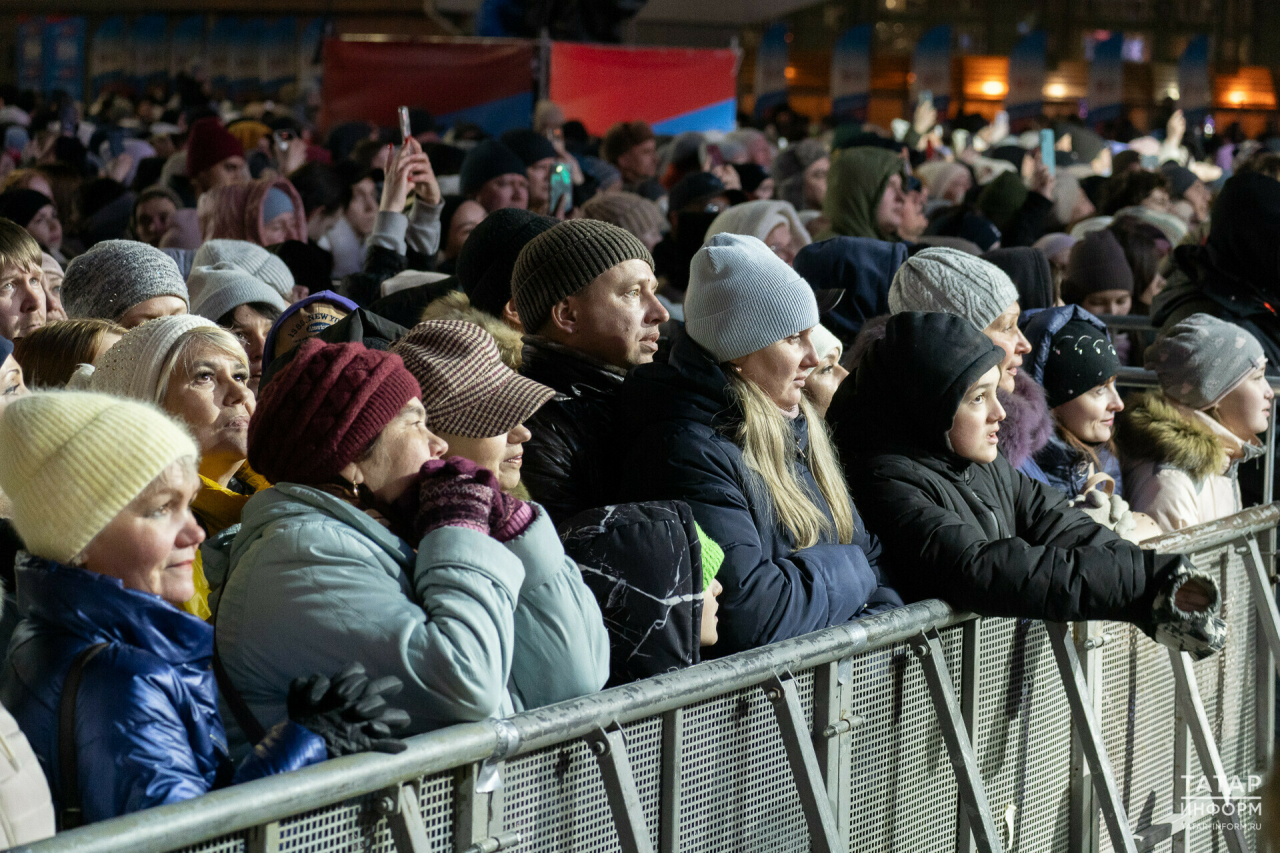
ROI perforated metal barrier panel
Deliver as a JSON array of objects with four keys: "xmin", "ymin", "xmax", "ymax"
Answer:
[{"xmin": 36, "ymin": 510, "xmax": 1276, "ymax": 853}]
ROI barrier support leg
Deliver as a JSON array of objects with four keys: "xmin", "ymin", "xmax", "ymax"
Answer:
[
  {"xmin": 1167, "ymin": 649, "xmax": 1249, "ymax": 853},
  {"xmin": 454, "ymin": 763, "xmax": 509, "ymax": 853},
  {"xmin": 1068, "ymin": 622, "xmax": 1103, "ymax": 853},
  {"xmin": 1045, "ymin": 621, "xmax": 1138, "ymax": 853},
  {"xmin": 586, "ymin": 723, "xmax": 655, "ymax": 853},
  {"xmin": 956, "ymin": 619, "xmax": 981, "ymax": 853},
  {"xmin": 658, "ymin": 708, "xmax": 682, "ymax": 853},
  {"xmin": 907, "ymin": 629, "xmax": 1004, "ymax": 853},
  {"xmin": 376, "ymin": 782, "xmax": 431, "ymax": 853},
  {"xmin": 762, "ymin": 671, "xmax": 847, "ymax": 853},
  {"xmin": 1240, "ymin": 536, "xmax": 1280, "ymax": 683},
  {"xmin": 813, "ymin": 657, "xmax": 855, "ymax": 848}
]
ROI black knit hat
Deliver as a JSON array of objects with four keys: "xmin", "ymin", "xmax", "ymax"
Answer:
[
  {"xmin": 459, "ymin": 140, "xmax": 527, "ymax": 196},
  {"xmin": 500, "ymin": 129, "xmax": 558, "ymax": 167},
  {"xmin": 0, "ymin": 189, "xmax": 54, "ymax": 228},
  {"xmin": 1041, "ymin": 320, "xmax": 1120, "ymax": 408},
  {"xmin": 458, "ymin": 208, "xmax": 557, "ymax": 318},
  {"xmin": 669, "ymin": 172, "xmax": 726, "ymax": 213},
  {"xmin": 1062, "ymin": 228, "xmax": 1135, "ymax": 304},
  {"xmin": 512, "ymin": 219, "xmax": 655, "ymax": 333}
]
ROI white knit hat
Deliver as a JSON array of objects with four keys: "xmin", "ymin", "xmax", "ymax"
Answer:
[
  {"xmin": 685, "ymin": 233, "xmax": 819, "ymax": 362},
  {"xmin": 90, "ymin": 314, "xmax": 221, "ymax": 403},
  {"xmin": 0, "ymin": 391, "xmax": 198, "ymax": 563},
  {"xmin": 191, "ymin": 239, "xmax": 295, "ymax": 301},
  {"xmin": 703, "ymin": 200, "xmax": 811, "ymax": 251},
  {"xmin": 888, "ymin": 247, "xmax": 1020, "ymax": 331},
  {"xmin": 189, "ymin": 263, "xmax": 289, "ymax": 323}
]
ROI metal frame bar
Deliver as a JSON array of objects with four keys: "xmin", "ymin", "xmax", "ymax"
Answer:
[
  {"xmin": 380, "ymin": 782, "xmax": 431, "ymax": 853},
  {"xmin": 956, "ymin": 618, "xmax": 981, "ymax": 853},
  {"xmin": 586, "ymin": 723, "xmax": 655, "ymax": 853},
  {"xmin": 908, "ymin": 629, "xmax": 1004, "ymax": 853},
  {"xmin": 812, "ymin": 657, "xmax": 855, "ymax": 847},
  {"xmin": 762, "ymin": 671, "xmax": 846, "ymax": 853},
  {"xmin": 1167, "ymin": 649, "xmax": 1249, "ymax": 853},
  {"xmin": 1240, "ymin": 536, "xmax": 1280, "ymax": 682},
  {"xmin": 453, "ymin": 763, "xmax": 502, "ymax": 853},
  {"xmin": 1068, "ymin": 622, "xmax": 1104, "ymax": 853},
  {"xmin": 658, "ymin": 708, "xmax": 682, "ymax": 853},
  {"xmin": 1045, "ymin": 621, "xmax": 1139, "ymax": 853}
]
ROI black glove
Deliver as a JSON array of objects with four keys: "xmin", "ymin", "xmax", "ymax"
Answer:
[{"xmin": 287, "ymin": 662, "xmax": 412, "ymax": 756}]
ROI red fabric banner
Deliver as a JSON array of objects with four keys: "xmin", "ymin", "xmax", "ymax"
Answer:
[{"xmin": 549, "ymin": 42, "xmax": 739, "ymax": 137}]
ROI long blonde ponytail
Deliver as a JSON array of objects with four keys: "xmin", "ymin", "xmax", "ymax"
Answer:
[{"xmin": 726, "ymin": 369, "xmax": 856, "ymax": 548}]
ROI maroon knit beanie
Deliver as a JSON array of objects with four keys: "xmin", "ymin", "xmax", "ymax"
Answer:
[
  {"xmin": 187, "ymin": 117, "xmax": 245, "ymax": 180},
  {"xmin": 248, "ymin": 339, "xmax": 421, "ymax": 486}
]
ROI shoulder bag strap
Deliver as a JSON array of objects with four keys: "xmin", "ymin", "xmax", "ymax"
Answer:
[{"xmin": 58, "ymin": 642, "xmax": 108, "ymax": 830}]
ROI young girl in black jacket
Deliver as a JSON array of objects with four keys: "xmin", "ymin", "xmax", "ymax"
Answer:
[{"xmin": 829, "ymin": 311, "xmax": 1224, "ymax": 658}]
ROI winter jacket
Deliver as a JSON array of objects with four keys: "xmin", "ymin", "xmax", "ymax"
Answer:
[
  {"xmin": 520, "ymin": 336, "xmax": 626, "ymax": 527},
  {"xmin": 1, "ymin": 555, "xmax": 325, "ymax": 824},
  {"xmin": 213, "ymin": 483, "xmax": 609, "ymax": 736},
  {"xmin": 792, "ymin": 236, "xmax": 909, "ymax": 343},
  {"xmin": 996, "ymin": 370, "xmax": 1054, "ymax": 486},
  {"xmin": 561, "ymin": 501, "xmax": 706, "ymax": 686},
  {"xmin": 367, "ymin": 275, "xmax": 461, "ymax": 329},
  {"xmin": 831, "ymin": 311, "xmax": 1181, "ymax": 623},
  {"xmin": 1116, "ymin": 391, "xmax": 1261, "ymax": 531},
  {"xmin": 0, "ymin": 581, "xmax": 53, "ymax": 847},
  {"xmin": 612, "ymin": 328, "xmax": 901, "ymax": 655}
]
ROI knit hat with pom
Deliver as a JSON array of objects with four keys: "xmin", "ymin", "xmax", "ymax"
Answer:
[{"xmin": 0, "ymin": 391, "xmax": 198, "ymax": 563}]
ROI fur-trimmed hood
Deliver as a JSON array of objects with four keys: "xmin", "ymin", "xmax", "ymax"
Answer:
[
  {"xmin": 420, "ymin": 290, "xmax": 525, "ymax": 371},
  {"xmin": 1115, "ymin": 390, "xmax": 1251, "ymax": 480},
  {"xmin": 996, "ymin": 370, "xmax": 1054, "ymax": 468}
]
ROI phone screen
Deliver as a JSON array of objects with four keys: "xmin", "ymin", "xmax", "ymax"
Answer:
[
  {"xmin": 549, "ymin": 163, "xmax": 572, "ymax": 215},
  {"xmin": 398, "ymin": 106, "xmax": 412, "ymax": 145},
  {"xmin": 1040, "ymin": 128, "xmax": 1056, "ymax": 177}
]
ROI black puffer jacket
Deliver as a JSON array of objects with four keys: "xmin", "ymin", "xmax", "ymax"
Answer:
[
  {"xmin": 520, "ymin": 336, "xmax": 625, "ymax": 526},
  {"xmin": 561, "ymin": 501, "xmax": 705, "ymax": 686},
  {"xmin": 832, "ymin": 312, "xmax": 1182, "ymax": 622},
  {"xmin": 611, "ymin": 327, "xmax": 901, "ymax": 656}
]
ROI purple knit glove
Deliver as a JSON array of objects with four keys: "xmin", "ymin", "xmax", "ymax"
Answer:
[
  {"xmin": 490, "ymin": 492, "xmax": 536, "ymax": 543},
  {"xmin": 414, "ymin": 456, "xmax": 501, "ymax": 540}
]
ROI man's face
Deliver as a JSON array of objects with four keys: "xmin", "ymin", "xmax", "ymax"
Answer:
[
  {"xmin": 550, "ymin": 259, "xmax": 669, "ymax": 369},
  {"xmin": 617, "ymin": 139, "xmax": 658, "ymax": 182},
  {"xmin": 526, "ymin": 157, "xmax": 556, "ymax": 213},
  {"xmin": 476, "ymin": 173, "xmax": 530, "ymax": 212},
  {"xmin": 202, "ymin": 156, "xmax": 249, "ymax": 191}
]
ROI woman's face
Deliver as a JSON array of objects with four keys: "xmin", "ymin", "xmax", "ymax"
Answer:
[
  {"xmin": 751, "ymin": 178, "xmax": 776, "ymax": 201},
  {"xmin": 1054, "ymin": 377, "xmax": 1123, "ymax": 444},
  {"xmin": 942, "ymin": 170, "xmax": 972, "ymax": 204},
  {"xmin": 875, "ymin": 173, "xmax": 907, "ymax": 237},
  {"xmin": 982, "ymin": 304, "xmax": 1031, "ymax": 394},
  {"xmin": 134, "ymin": 197, "xmax": 177, "ymax": 246},
  {"xmin": 40, "ymin": 256, "xmax": 65, "ymax": 322},
  {"xmin": 351, "ymin": 399, "xmax": 449, "ymax": 504},
  {"xmin": 763, "ymin": 222, "xmax": 797, "ymax": 266},
  {"xmin": 1139, "ymin": 272, "xmax": 1167, "ymax": 307},
  {"xmin": 445, "ymin": 200, "xmax": 487, "ymax": 260},
  {"xmin": 732, "ymin": 328, "xmax": 820, "ymax": 410},
  {"xmin": 947, "ymin": 365, "xmax": 1005, "ymax": 464},
  {"xmin": 1141, "ymin": 188, "xmax": 1172, "ymax": 213},
  {"xmin": 802, "ymin": 349, "xmax": 849, "ymax": 418},
  {"xmin": 161, "ymin": 342, "xmax": 254, "ymax": 469},
  {"xmin": 802, "ymin": 157, "xmax": 830, "ymax": 209},
  {"xmin": 25, "ymin": 204, "xmax": 61, "ymax": 252},
  {"xmin": 0, "ymin": 355, "xmax": 28, "ymax": 418},
  {"xmin": 1080, "ymin": 290, "xmax": 1132, "ymax": 317},
  {"xmin": 259, "ymin": 212, "xmax": 294, "ymax": 247},
  {"xmin": 346, "ymin": 177, "xmax": 379, "ymax": 238},
  {"xmin": 227, "ymin": 305, "xmax": 274, "ymax": 392},
  {"xmin": 80, "ymin": 461, "xmax": 205, "ymax": 607},
  {"xmin": 436, "ymin": 423, "xmax": 533, "ymax": 493},
  {"xmin": 0, "ymin": 261, "xmax": 45, "ymax": 340},
  {"xmin": 1214, "ymin": 366, "xmax": 1274, "ymax": 441}
]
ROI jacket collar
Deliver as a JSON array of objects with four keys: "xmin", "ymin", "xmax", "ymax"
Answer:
[
  {"xmin": 520, "ymin": 335, "xmax": 626, "ymax": 394},
  {"xmin": 248, "ymin": 483, "xmax": 416, "ymax": 565},
  {"xmin": 15, "ymin": 552, "xmax": 212, "ymax": 664},
  {"xmin": 194, "ymin": 464, "xmax": 271, "ymax": 535}
]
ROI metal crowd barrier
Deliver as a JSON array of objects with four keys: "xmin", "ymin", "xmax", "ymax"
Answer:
[{"xmin": 11, "ymin": 504, "xmax": 1279, "ymax": 853}]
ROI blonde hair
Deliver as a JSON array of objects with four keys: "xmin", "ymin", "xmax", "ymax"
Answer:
[
  {"xmin": 13, "ymin": 318, "xmax": 127, "ymax": 389},
  {"xmin": 155, "ymin": 326, "xmax": 249, "ymax": 404},
  {"xmin": 0, "ymin": 218, "xmax": 43, "ymax": 278},
  {"xmin": 726, "ymin": 369, "xmax": 856, "ymax": 548}
]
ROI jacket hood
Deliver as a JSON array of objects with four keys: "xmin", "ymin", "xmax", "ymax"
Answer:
[
  {"xmin": 830, "ymin": 311, "xmax": 1004, "ymax": 457},
  {"xmin": 620, "ymin": 326, "xmax": 738, "ymax": 433},
  {"xmin": 1019, "ymin": 304, "xmax": 1110, "ymax": 389},
  {"xmin": 561, "ymin": 501, "xmax": 703, "ymax": 685},
  {"xmin": 982, "ymin": 247, "xmax": 1055, "ymax": 311},
  {"xmin": 793, "ymin": 236, "xmax": 909, "ymax": 341},
  {"xmin": 1203, "ymin": 171, "xmax": 1280, "ymax": 301},
  {"xmin": 1114, "ymin": 390, "xmax": 1234, "ymax": 480},
  {"xmin": 821, "ymin": 147, "xmax": 906, "ymax": 241},
  {"xmin": 996, "ymin": 370, "xmax": 1054, "ymax": 468},
  {"xmin": 16, "ymin": 552, "xmax": 212, "ymax": 665},
  {"xmin": 204, "ymin": 177, "xmax": 306, "ymax": 246}
]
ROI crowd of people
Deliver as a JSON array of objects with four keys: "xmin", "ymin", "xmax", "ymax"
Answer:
[{"xmin": 0, "ymin": 76, "xmax": 1275, "ymax": 841}]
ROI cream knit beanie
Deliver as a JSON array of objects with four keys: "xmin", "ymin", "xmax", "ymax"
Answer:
[
  {"xmin": 888, "ymin": 247, "xmax": 1020, "ymax": 331},
  {"xmin": 90, "ymin": 314, "xmax": 220, "ymax": 403},
  {"xmin": 0, "ymin": 391, "xmax": 198, "ymax": 563}
]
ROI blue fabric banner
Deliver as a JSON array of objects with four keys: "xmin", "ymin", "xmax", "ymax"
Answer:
[
  {"xmin": 831, "ymin": 25, "xmax": 872, "ymax": 122},
  {"xmin": 753, "ymin": 23, "xmax": 790, "ymax": 121},
  {"xmin": 16, "ymin": 18, "xmax": 45, "ymax": 94},
  {"xmin": 90, "ymin": 16, "xmax": 128, "ymax": 97},
  {"xmin": 1178, "ymin": 35, "xmax": 1212, "ymax": 124},
  {"xmin": 912, "ymin": 25, "xmax": 952, "ymax": 116},
  {"xmin": 1087, "ymin": 33, "xmax": 1125, "ymax": 124},
  {"xmin": 1006, "ymin": 31, "xmax": 1046, "ymax": 121},
  {"xmin": 42, "ymin": 17, "xmax": 86, "ymax": 101},
  {"xmin": 131, "ymin": 15, "xmax": 169, "ymax": 96}
]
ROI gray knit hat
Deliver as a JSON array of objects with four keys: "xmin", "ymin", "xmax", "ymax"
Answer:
[
  {"xmin": 580, "ymin": 193, "xmax": 665, "ymax": 242},
  {"xmin": 888, "ymin": 247, "xmax": 1020, "ymax": 331},
  {"xmin": 191, "ymin": 239, "xmax": 295, "ymax": 301},
  {"xmin": 189, "ymin": 263, "xmax": 289, "ymax": 323},
  {"xmin": 511, "ymin": 219, "xmax": 654, "ymax": 334},
  {"xmin": 685, "ymin": 233, "xmax": 819, "ymax": 362},
  {"xmin": 1144, "ymin": 313, "xmax": 1267, "ymax": 410},
  {"xmin": 62, "ymin": 240, "xmax": 190, "ymax": 323},
  {"xmin": 89, "ymin": 314, "xmax": 221, "ymax": 402}
]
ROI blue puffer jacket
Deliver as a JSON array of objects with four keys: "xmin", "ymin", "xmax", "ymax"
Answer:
[
  {"xmin": 1019, "ymin": 305, "xmax": 1126, "ymax": 498},
  {"xmin": 0, "ymin": 554, "xmax": 326, "ymax": 824},
  {"xmin": 613, "ymin": 327, "xmax": 902, "ymax": 655},
  {"xmin": 793, "ymin": 236, "xmax": 909, "ymax": 342}
]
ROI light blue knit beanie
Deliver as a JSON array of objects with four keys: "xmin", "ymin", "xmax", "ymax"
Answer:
[{"xmin": 685, "ymin": 233, "xmax": 820, "ymax": 362}]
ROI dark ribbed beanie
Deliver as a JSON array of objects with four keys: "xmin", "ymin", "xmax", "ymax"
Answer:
[
  {"xmin": 459, "ymin": 140, "xmax": 527, "ymax": 197},
  {"xmin": 457, "ymin": 208, "xmax": 558, "ymax": 318},
  {"xmin": 511, "ymin": 219, "xmax": 655, "ymax": 334},
  {"xmin": 1061, "ymin": 228, "xmax": 1135, "ymax": 305}
]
